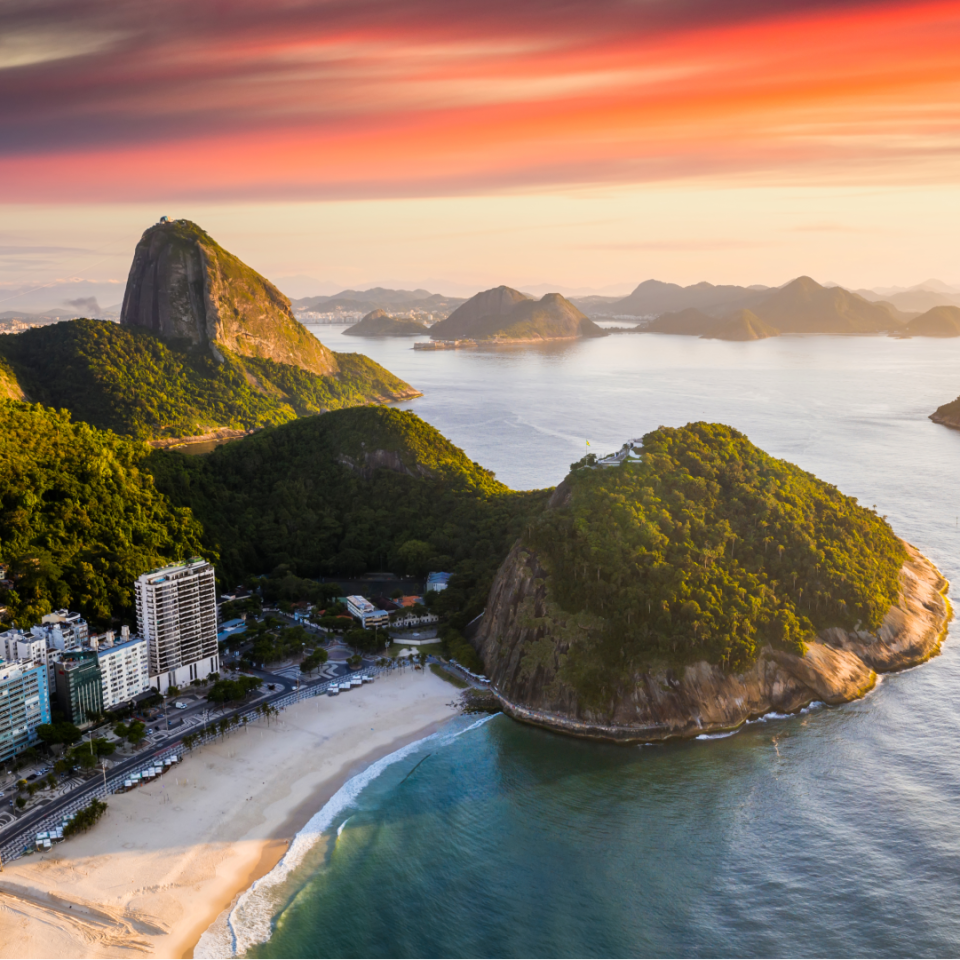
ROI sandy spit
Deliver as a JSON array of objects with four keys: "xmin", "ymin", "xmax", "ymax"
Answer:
[{"xmin": 0, "ymin": 669, "xmax": 461, "ymax": 959}]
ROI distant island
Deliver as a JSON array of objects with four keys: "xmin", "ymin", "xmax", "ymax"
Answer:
[
  {"xmin": 930, "ymin": 393, "xmax": 960, "ymax": 430},
  {"xmin": 429, "ymin": 286, "xmax": 606, "ymax": 342},
  {"xmin": 471, "ymin": 424, "xmax": 950, "ymax": 741},
  {"xmin": 342, "ymin": 309, "xmax": 429, "ymax": 337},
  {"xmin": 0, "ymin": 219, "xmax": 420, "ymax": 443}
]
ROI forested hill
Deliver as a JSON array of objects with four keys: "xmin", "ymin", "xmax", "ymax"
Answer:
[
  {"xmin": 146, "ymin": 407, "xmax": 548, "ymax": 627},
  {"xmin": 0, "ymin": 401, "xmax": 205, "ymax": 626},
  {"xmin": 0, "ymin": 319, "xmax": 419, "ymax": 442},
  {"xmin": 475, "ymin": 423, "xmax": 907, "ymax": 706}
]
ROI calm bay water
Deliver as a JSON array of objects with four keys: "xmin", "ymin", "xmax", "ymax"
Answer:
[{"xmin": 243, "ymin": 328, "xmax": 960, "ymax": 958}]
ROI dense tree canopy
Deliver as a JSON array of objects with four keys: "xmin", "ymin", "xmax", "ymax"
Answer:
[
  {"xmin": 527, "ymin": 423, "xmax": 906, "ymax": 683},
  {"xmin": 147, "ymin": 407, "xmax": 547, "ymax": 629},
  {"xmin": 0, "ymin": 401, "xmax": 206, "ymax": 625},
  {"xmin": 0, "ymin": 319, "xmax": 416, "ymax": 442}
]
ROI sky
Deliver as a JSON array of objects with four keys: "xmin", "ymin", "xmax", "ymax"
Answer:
[{"xmin": 1, "ymin": 0, "xmax": 959, "ymax": 299}]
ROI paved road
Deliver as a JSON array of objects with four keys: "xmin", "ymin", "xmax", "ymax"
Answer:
[{"xmin": 0, "ymin": 663, "xmax": 367, "ymax": 848}]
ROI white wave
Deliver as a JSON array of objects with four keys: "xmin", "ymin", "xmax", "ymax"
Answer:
[
  {"xmin": 696, "ymin": 730, "xmax": 739, "ymax": 740},
  {"xmin": 336, "ymin": 817, "xmax": 350, "ymax": 838},
  {"xmin": 196, "ymin": 715, "xmax": 496, "ymax": 959},
  {"xmin": 800, "ymin": 701, "xmax": 825, "ymax": 714},
  {"xmin": 746, "ymin": 710, "xmax": 793, "ymax": 724}
]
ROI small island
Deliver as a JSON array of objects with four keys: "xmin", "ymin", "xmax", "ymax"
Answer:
[
  {"xmin": 472, "ymin": 424, "xmax": 951, "ymax": 741},
  {"xmin": 429, "ymin": 286, "xmax": 606, "ymax": 342},
  {"xmin": 930, "ymin": 394, "xmax": 960, "ymax": 430},
  {"xmin": 342, "ymin": 309, "xmax": 430, "ymax": 337}
]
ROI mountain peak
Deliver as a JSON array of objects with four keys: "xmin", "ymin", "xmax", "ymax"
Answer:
[{"xmin": 121, "ymin": 219, "xmax": 337, "ymax": 376}]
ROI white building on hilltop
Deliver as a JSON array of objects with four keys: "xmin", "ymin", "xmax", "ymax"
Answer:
[{"xmin": 135, "ymin": 559, "xmax": 219, "ymax": 693}]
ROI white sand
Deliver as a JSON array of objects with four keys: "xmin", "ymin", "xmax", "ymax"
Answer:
[{"xmin": 0, "ymin": 669, "xmax": 461, "ymax": 958}]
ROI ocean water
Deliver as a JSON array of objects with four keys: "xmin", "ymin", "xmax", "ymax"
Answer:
[{"xmin": 222, "ymin": 329, "xmax": 960, "ymax": 958}]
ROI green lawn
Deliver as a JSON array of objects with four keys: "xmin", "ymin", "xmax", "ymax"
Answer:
[
  {"xmin": 429, "ymin": 662, "xmax": 469, "ymax": 689},
  {"xmin": 385, "ymin": 641, "xmax": 443, "ymax": 659}
]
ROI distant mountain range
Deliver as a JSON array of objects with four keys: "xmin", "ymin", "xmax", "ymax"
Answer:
[
  {"xmin": 638, "ymin": 277, "xmax": 904, "ymax": 337},
  {"xmin": 292, "ymin": 288, "xmax": 465, "ymax": 319}
]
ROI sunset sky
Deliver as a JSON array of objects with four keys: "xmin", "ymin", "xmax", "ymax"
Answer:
[{"xmin": 2, "ymin": 0, "xmax": 959, "ymax": 297}]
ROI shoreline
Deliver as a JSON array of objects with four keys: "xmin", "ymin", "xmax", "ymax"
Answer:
[
  {"xmin": 485, "ymin": 544, "xmax": 951, "ymax": 744},
  {"xmin": 0, "ymin": 669, "xmax": 461, "ymax": 960},
  {"xmin": 187, "ymin": 714, "xmax": 457, "ymax": 959}
]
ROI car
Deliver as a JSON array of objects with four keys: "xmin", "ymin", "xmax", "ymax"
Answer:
[{"xmin": 174, "ymin": 702, "xmax": 188, "ymax": 709}]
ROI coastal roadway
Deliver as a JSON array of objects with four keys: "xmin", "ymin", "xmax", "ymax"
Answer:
[{"xmin": 0, "ymin": 662, "xmax": 372, "ymax": 860}]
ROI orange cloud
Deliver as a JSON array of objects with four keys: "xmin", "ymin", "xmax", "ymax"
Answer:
[{"xmin": 0, "ymin": 0, "xmax": 957, "ymax": 201}]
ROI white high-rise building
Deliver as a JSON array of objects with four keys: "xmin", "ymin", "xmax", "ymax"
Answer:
[{"xmin": 135, "ymin": 559, "xmax": 219, "ymax": 694}]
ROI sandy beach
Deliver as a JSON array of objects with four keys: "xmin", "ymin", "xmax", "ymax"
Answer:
[{"xmin": 0, "ymin": 669, "xmax": 461, "ymax": 959}]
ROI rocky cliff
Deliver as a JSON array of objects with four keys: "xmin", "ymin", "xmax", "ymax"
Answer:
[
  {"xmin": 121, "ymin": 219, "xmax": 337, "ymax": 375},
  {"xmin": 475, "ymin": 541, "xmax": 949, "ymax": 742}
]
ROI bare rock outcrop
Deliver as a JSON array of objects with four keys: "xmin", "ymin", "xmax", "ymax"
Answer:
[
  {"xmin": 121, "ymin": 219, "xmax": 337, "ymax": 376},
  {"xmin": 475, "ymin": 541, "xmax": 950, "ymax": 742}
]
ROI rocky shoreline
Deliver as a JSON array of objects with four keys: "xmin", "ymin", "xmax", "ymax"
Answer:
[
  {"xmin": 477, "ymin": 543, "xmax": 951, "ymax": 744},
  {"xmin": 930, "ymin": 406, "xmax": 960, "ymax": 430}
]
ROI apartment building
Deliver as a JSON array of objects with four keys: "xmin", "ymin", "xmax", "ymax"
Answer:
[
  {"xmin": 136, "ymin": 559, "xmax": 219, "ymax": 693},
  {"xmin": 30, "ymin": 609, "xmax": 88, "ymax": 651},
  {"xmin": 0, "ymin": 660, "xmax": 51, "ymax": 762},
  {"xmin": 53, "ymin": 651, "xmax": 103, "ymax": 727},
  {"xmin": 92, "ymin": 629, "xmax": 150, "ymax": 709},
  {"xmin": 0, "ymin": 628, "xmax": 47, "ymax": 666}
]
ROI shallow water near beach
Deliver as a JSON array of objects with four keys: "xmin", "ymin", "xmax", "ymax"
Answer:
[{"xmin": 237, "ymin": 329, "xmax": 960, "ymax": 958}]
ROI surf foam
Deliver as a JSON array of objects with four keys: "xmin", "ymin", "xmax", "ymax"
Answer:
[{"xmin": 195, "ymin": 714, "xmax": 497, "ymax": 958}]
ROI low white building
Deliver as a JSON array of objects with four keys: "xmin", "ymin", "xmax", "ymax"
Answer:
[
  {"xmin": 30, "ymin": 610, "xmax": 88, "ymax": 651},
  {"xmin": 346, "ymin": 596, "xmax": 390, "ymax": 629},
  {"xmin": 390, "ymin": 612, "xmax": 439, "ymax": 628},
  {"xmin": 0, "ymin": 628, "xmax": 47, "ymax": 666},
  {"xmin": 91, "ymin": 628, "xmax": 150, "ymax": 709}
]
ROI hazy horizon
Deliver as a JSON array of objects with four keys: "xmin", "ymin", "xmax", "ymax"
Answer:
[{"xmin": 2, "ymin": 0, "xmax": 959, "ymax": 300}]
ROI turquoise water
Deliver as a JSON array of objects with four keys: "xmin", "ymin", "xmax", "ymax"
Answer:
[{"xmin": 240, "ymin": 330, "xmax": 960, "ymax": 957}]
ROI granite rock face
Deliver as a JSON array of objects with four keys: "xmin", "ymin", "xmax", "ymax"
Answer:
[
  {"xmin": 121, "ymin": 219, "xmax": 337, "ymax": 375},
  {"xmin": 474, "ymin": 541, "xmax": 949, "ymax": 742}
]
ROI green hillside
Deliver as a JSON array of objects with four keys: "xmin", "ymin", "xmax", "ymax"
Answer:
[
  {"xmin": 0, "ymin": 401, "xmax": 205, "ymax": 626},
  {"xmin": 524, "ymin": 424, "xmax": 906, "ymax": 684},
  {"xmin": 146, "ymin": 407, "xmax": 548, "ymax": 626},
  {"xmin": 343, "ymin": 309, "xmax": 429, "ymax": 337},
  {"xmin": 0, "ymin": 319, "xmax": 419, "ymax": 442}
]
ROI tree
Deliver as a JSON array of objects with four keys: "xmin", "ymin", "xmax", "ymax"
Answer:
[{"xmin": 36, "ymin": 721, "xmax": 82, "ymax": 747}]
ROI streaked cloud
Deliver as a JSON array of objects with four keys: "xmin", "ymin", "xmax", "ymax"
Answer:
[{"xmin": 0, "ymin": 0, "xmax": 957, "ymax": 200}]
